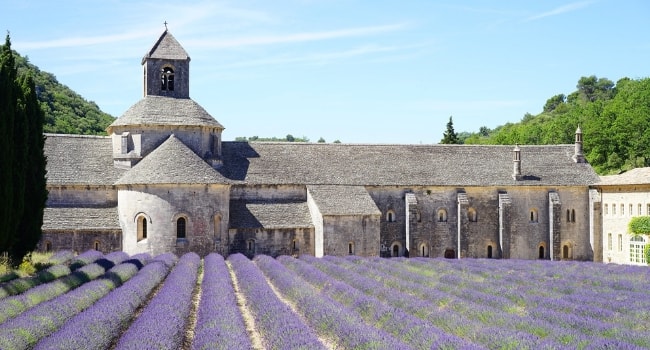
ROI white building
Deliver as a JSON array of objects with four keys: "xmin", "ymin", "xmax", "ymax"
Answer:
[{"xmin": 596, "ymin": 167, "xmax": 650, "ymax": 265}]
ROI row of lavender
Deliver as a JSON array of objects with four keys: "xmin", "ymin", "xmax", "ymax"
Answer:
[
  {"xmin": 302, "ymin": 255, "xmax": 650, "ymax": 349},
  {"xmin": 2, "ymin": 251, "xmax": 650, "ymax": 349}
]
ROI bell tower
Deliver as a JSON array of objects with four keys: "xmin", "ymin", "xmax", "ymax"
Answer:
[{"xmin": 142, "ymin": 29, "xmax": 190, "ymax": 98}]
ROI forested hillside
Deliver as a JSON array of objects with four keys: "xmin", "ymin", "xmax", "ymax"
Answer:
[
  {"xmin": 463, "ymin": 76, "xmax": 650, "ymax": 175},
  {"xmin": 11, "ymin": 49, "xmax": 115, "ymax": 135}
]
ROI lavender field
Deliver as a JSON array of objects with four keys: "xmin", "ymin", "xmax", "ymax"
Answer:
[{"xmin": 1, "ymin": 251, "xmax": 649, "ymax": 350}]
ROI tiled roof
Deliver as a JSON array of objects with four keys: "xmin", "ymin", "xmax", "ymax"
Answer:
[
  {"xmin": 115, "ymin": 135, "xmax": 230, "ymax": 185},
  {"xmin": 221, "ymin": 142, "xmax": 600, "ymax": 187},
  {"xmin": 44, "ymin": 134, "xmax": 125, "ymax": 186},
  {"xmin": 107, "ymin": 96, "xmax": 223, "ymax": 132},
  {"xmin": 307, "ymin": 185, "xmax": 381, "ymax": 216},
  {"xmin": 229, "ymin": 200, "xmax": 313, "ymax": 229},
  {"xmin": 142, "ymin": 30, "xmax": 189, "ymax": 63},
  {"xmin": 43, "ymin": 207, "xmax": 120, "ymax": 230},
  {"xmin": 598, "ymin": 167, "xmax": 650, "ymax": 185}
]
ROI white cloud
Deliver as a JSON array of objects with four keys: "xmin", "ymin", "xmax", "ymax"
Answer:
[
  {"xmin": 524, "ymin": 1, "xmax": 593, "ymax": 22},
  {"xmin": 185, "ymin": 23, "xmax": 409, "ymax": 49}
]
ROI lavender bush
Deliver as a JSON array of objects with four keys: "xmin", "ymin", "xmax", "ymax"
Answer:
[
  {"xmin": 256, "ymin": 254, "xmax": 411, "ymax": 349},
  {"xmin": 34, "ymin": 253, "xmax": 177, "ymax": 350},
  {"xmin": 228, "ymin": 253, "xmax": 326, "ymax": 350},
  {"xmin": 115, "ymin": 252, "xmax": 200, "ymax": 350},
  {"xmin": 280, "ymin": 255, "xmax": 478, "ymax": 349},
  {"xmin": 0, "ymin": 255, "xmax": 143, "ymax": 350},
  {"xmin": 0, "ymin": 251, "xmax": 129, "ymax": 324},
  {"xmin": 190, "ymin": 253, "xmax": 252, "ymax": 350},
  {"xmin": 68, "ymin": 249, "xmax": 104, "ymax": 270},
  {"xmin": 0, "ymin": 263, "xmax": 71, "ymax": 299}
]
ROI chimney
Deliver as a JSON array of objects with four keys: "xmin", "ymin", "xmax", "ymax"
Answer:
[
  {"xmin": 513, "ymin": 144, "xmax": 522, "ymax": 180},
  {"xmin": 573, "ymin": 126, "xmax": 586, "ymax": 163}
]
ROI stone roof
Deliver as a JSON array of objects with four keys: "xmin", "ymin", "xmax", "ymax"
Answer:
[
  {"xmin": 107, "ymin": 95, "xmax": 223, "ymax": 132},
  {"xmin": 142, "ymin": 30, "xmax": 189, "ymax": 64},
  {"xmin": 598, "ymin": 167, "xmax": 650, "ymax": 186},
  {"xmin": 44, "ymin": 134, "xmax": 125, "ymax": 186},
  {"xmin": 229, "ymin": 200, "xmax": 313, "ymax": 229},
  {"xmin": 221, "ymin": 142, "xmax": 600, "ymax": 187},
  {"xmin": 307, "ymin": 185, "xmax": 381, "ymax": 216},
  {"xmin": 115, "ymin": 135, "xmax": 230, "ymax": 185},
  {"xmin": 43, "ymin": 207, "xmax": 120, "ymax": 230}
]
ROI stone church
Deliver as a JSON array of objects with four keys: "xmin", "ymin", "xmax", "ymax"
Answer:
[{"xmin": 39, "ymin": 30, "xmax": 602, "ymax": 261}]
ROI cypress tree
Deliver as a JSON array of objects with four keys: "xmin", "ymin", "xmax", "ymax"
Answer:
[
  {"xmin": 0, "ymin": 34, "xmax": 47, "ymax": 264},
  {"xmin": 0, "ymin": 34, "xmax": 17, "ymax": 254},
  {"xmin": 440, "ymin": 116, "xmax": 460, "ymax": 144},
  {"xmin": 12, "ymin": 73, "xmax": 47, "ymax": 262}
]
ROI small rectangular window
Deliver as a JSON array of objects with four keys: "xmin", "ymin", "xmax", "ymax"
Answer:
[
  {"xmin": 621, "ymin": 204, "xmax": 624, "ymax": 216},
  {"xmin": 608, "ymin": 233, "xmax": 612, "ymax": 251},
  {"xmin": 630, "ymin": 204, "xmax": 633, "ymax": 216},
  {"xmin": 639, "ymin": 204, "xmax": 642, "ymax": 216},
  {"xmin": 618, "ymin": 234, "xmax": 622, "ymax": 252},
  {"xmin": 604, "ymin": 204, "xmax": 608, "ymax": 215},
  {"xmin": 613, "ymin": 205, "xmax": 616, "ymax": 215}
]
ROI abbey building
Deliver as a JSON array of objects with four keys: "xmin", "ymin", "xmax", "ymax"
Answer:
[{"xmin": 39, "ymin": 30, "xmax": 604, "ymax": 261}]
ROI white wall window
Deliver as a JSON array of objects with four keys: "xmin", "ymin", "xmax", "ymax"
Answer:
[
  {"xmin": 618, "ymin": 234, "xmax": 623, "ymax": 252},
  {"xmin": 604, "ymin": 204, "xmax": 608, "ymax": 215},
  {"xmin": 621, "ymin": 204, "xmax": 624, "ymax": 216},
  {"xmin": 630, "ymin": 236, "xmax": 647, "ymax": 264},
  {"xmin": 630, "ymin": 204, "xmax": 633, "ymax": 217},
  {"xmin": 613, "ymin": 204, "xmax": 616, "ymax": 215},
  {"xmin": 608, "ymin": 233, "xmax": 612, "ymax": 251},
  {"xmin": 639, "ymin": 204, "xmax": 642, "ymax": 216},
  {"xmin": 386, "ymin": 210, "xmax": 396, "ymax": 222}
]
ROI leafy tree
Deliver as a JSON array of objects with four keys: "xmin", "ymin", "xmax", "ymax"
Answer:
[
  {"xmin": 440, "ymin": 116, "xmax": 460, "ymax": 144},
  {"xmin": 286, "ymin": 134, "xmax": 295, "ymax": 142},
  {"xmin": 333, "ymin": 140, "xmax": 341, "ymax": 143},
  {"xmin": 629, "ymin": 216, "xmax": 650, "ymax": 236},
  {"xmin": 0, "ymin": 35, "xmax": 47, "ymax": 264},
  {"xmin": 543, "ymin": 94, "xmax": 566, "ymax": 113},
  {"xmin": 317, "ymin": 137, "xmax": 325, "ymax": 143}
]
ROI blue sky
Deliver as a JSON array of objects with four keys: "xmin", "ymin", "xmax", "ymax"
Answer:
[{"xmin": 2, "ymin": 1, "xmax": 649, "ymax": 143}]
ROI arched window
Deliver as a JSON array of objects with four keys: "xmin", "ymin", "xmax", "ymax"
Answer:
[
  {"xmin": 386, "ymin": 210, "xmax": 396, "ymax": 222},
  {"xmin": 468, "ymin": 208, "xmax": 477, "ymax": 222},
  {"xmin": 93, "ymin": 241, "xmax": 100, "ymax": 251},
  {"xmin": 630, "ymin": 236, "xmax": 647, "ymax": 264},
  {"xmin": 247, "ymin": 239, "xmax": 255, "ymax": 254},
  {"xmin": 437, "ymin": 209, "xmax": 447, "ymax": 222},
  {"xmin": 487, "ymin": 245, "xmax": 493, "ymax": 258},
  {"xmin": 44, "ymin": 241, "xmax": 52, "ymax": 252},
  {"xmin": 348, "ymin": 242, "xmax": 355, "ymax": 255},
  {"xmin": 419, "ymin": 243, "xmax": 429, "ymax": 257},
  {"xmin": 566, "ymin": 209, "xmax": 570, "ymax": 222},
  {"xmin": 618, "ymin": 234, "xmax": 623, "ymax": 252},
  {"xmin": 177, "ymin": 217, "xmax": 186, "ymax": 239},
  {"xmin": 161, "ymin": 67, "xmax": 175, "ymax": 91},
  {"xmin": 571, "ymin": 209, "xmax": 575, "ymax": 222},
  {"xmin": 530, "ymin": 209, "xmax": 538, "ymax": 223},
  {"xmin": 416, "ymin": 210, "xmax": 421, "ymax": 222},
  {"xmin": 137, "ymin": 215, "xmax": 148, "ymax": 242},
  {"xmin": 213, "ymin": 213, "xmax": 222, "ymax": 239}
]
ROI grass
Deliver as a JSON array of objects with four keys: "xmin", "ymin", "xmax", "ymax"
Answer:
[{"xmin": 0, "ymin": 251, "xmax": 53, "ymax": 278}]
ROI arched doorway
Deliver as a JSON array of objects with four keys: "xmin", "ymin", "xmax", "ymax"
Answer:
[
  {"xmin": 538, "ymin": 245, "xmax": 545, "ymax": 259},
  {"xmin": 392, "ymin": 244, "xmax": 400, "ymax": 257},
  {"xmin": 487, "ymin": 245, "xmax": 493, "ymax": 258},
  {"xmin": 444, "ymin": 249, "xmax": 455, "ymax": 259}
]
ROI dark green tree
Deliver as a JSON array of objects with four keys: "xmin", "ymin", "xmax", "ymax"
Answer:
[
  {"xmin": 0, "ymin": 33, "xmax": 17, "ymax": 255},
  {"xmin": 440, "ymin": 116, "xmax": 460, "ymax": 144},
  {"xmin": 0, "ymin": 34, "xmax": 47, "ymax": 264},
  {"xmin": 12, "ymin": 73, "xmax": 47, "ymax": 262}
]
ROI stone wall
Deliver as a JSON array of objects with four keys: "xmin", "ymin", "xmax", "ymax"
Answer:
[
  {"xmin": 47, "ymin": 185, "xmax": 117, "ymax": 208},
  {"xmin": 39, "ymin": 230, "xmax": 122, "ymax": 254},
  {"xmin": 118, "ymin": 184, "xmax": 230, "ymax": 257},
  {"xmin": 227, "ymin": 227, "xmax": 314, "ymax": 258},
  {"xmin": 321, "ymin": 215, "xmax": 380, "ymax": 257}
]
